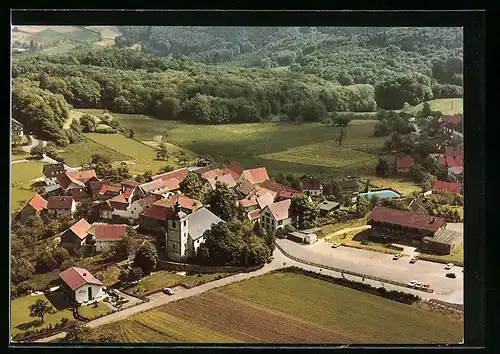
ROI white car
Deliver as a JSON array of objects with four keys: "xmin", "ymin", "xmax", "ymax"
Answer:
[
  {"xmin": 408, "ymin": 280, "xmax": 417, "ymax": 287},
  {"xmin": 445, "ymin": 263, "xmax": 455, "ymax": 270},
  {"xmin": 331, "ymin": 242, "xmax": 341, "ymax": 248},
  {"xmin": 415, "ymin": 282, "xmax": 425, "ymax": 289},
  {"xmin": 163, "ymin": 287, "xmax": 175, "ymax": 295}
]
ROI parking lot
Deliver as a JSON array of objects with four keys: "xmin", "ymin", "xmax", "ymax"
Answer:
[
  {"xmin": 277, "ymin": 239, "xmax": 463, "ymax": 304},
  {"xmin": 146, "ymin": 286, "xmax": 186, "ymax": 301}
]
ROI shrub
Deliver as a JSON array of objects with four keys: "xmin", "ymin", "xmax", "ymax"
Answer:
[{"xmin": 95, "ymin": 126, "xmax": 116, "ymax": 134}]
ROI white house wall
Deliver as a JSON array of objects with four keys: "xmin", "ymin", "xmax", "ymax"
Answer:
[
  {"xmin": 74, "ymin": 283, "xmax": 104, "ymax": 304},
  {"xmin": 96, "ymin": 240, "xmax": 118, "ymax": 253}
]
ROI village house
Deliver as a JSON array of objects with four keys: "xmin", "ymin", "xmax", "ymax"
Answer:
[
  {"xmin": 203, "ymin": 173, "xmax": 237, "ymax": 193},
  {"xmin": 239, "ymin": 167, "xmax": 270, "ymax": 185},
  {"xmin": 395, "ymin": 156, "xmax": 415, "ymax": 174},
  {"xmin": 70, "ymin": 187, "xmax": 92, "ymax": 202},
  {"xmin": 155, "ymin": 194, "xmax": 202, "ymax": 214},
  {"xmin": 367, "ymin": 206, "xmax": 459, "ymax": 254},
  {"xmin": 318, "ymin": 200, "xmax": 340, "ymax": 217},
  {"xmin": 108, "ymin": 194, "xmax": 132, "ymax": 220},
  {"xmin": 14, "ymin": 193, "xmax": 48, "ymax": 222},
  {"xmin": 98, "ymin": 183, "xmax": 123, "ymax": 201},
  {"xmin": 259, "ymin": 199, "xmax": 292, "ymax": 233},
  {"xmin": 236, "ymin": 179, "xmax": 256, "ymax": 198},
  {"xmin": 150, "ymin": 167, "xmax": 189, "ymax": 193},
  {"xmin": 223, "ymin": 161, "xmax": 244, "ymax": 181},
  {"xmin": 87, "ymin": 223, "xmax": 127, "ymax": 253},
  {"xmin": 136, "ymin": 179, "xmax": 170, "ymax": 198},
  {"xmin": 12, "ymin": 118, "xmax": 24, "ymax": 137},
  {"xmin": 256, "ymin": 192, "xmax": 275, "ymax": 210},
  {"xmin": 300, "ymin": 177, "xmax": 323, "ymax": 196},
  {"xmin": 439, "ymin": 115, "xmax": 463, "ymax": 139},
  {"xmin": 127, "ymin": 194, "xmax": 163, "ymax": 220},
  {"xmin": 433, "ymin": 180, "xmax": 462, "ymax": 195},
  {"xmin": 333, "ymin": 179, "xmax": 360, "ymax": 196},
  {"xmin": 437, "ymin": 155, "xmax": 463, "ymax": 182},
  {"xmin": 199, "ymin": 168, "xmax": 224, "ymax": 181},
  {"xmin": 59, "ymin": 267, "xmax": 103, "ymax": 304},
  {"xmin": 239, "ymin": 196, "xmax": 259, "ymax": 213},
  {"xmin": 57, "ymin": 170, "xmax": 99, "ymax": 194},
  {"xmin": 47, "ymin": 196, "xmax": 76, "ymax": 217},
  {"xmin": 275, "ymin": 188, "xmax": 304, "ymax": 202},
  {"xmin": 407, "ymin": 197, "xmax": 435, "ymax": 215},
  {"xmin": 89, "ymin": 181, "xmax": 104, "ymax": 198},
  {"xmin": 43, "ymin": 163, "xmax": 65, "ymax": 187},
  {"xmin": 60, "ymin": 218, "xmax": 93, "ymax": 252}
]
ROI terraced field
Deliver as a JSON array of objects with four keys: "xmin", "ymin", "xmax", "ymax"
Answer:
[{"xmin": 95, "ymin": 272, "xmax": 463, "ymax": 344}]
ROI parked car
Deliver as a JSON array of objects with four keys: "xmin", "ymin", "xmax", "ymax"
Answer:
[
  {"xmin": 408, "ymin": 280, "xmax": 417, "ymax": 287},
  {"xmin": 163, "ymin": 287, "xmax": 174, "ymax": 295},
  {"xmin": 392, "ymin": 254, "xmax": 402, "ymax": 260},
  {"xmin": 409, "ymin": 257, "xmax": 418, "ymax": 264},
  {"xmin": 445, "ymin": 263, "xmax": 455, "ymax": 270},
  {"xmin": 446, "ymin": 273, "xmax": 456, "ymax": 278},
  {"xmin": 331, "ymin": 242, "xmax": 341, "ymax": 248},
  {"xmin": 415, "ymin": 282, "xmax": 425, "ymax": 289}
]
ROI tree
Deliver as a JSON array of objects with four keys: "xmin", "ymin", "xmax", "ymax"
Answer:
[
  {"xmin": 289, "ymin": 194, "xmax": 317, "ymax": 229},
  {"xmin": 128, "ymin": 266, "xmax": 143, "ymax": 282},
  {"xmin": 156, "ymin": 142, "xmax": 168, "ymax": 160},
  {"xmin": 30, "ymin": 144, "xmax": 45, "ymax": 159},
  {"xmin": 179, "ymin": 173, "xmax": 204, "ymax": 200},
  {"xmin": 74, "ymin": 199, "xmax": 94, "ymax": 222},
  {"xmin": 331, "ymin": 182, "xmax": 344, "ymax": 203},
  {"xmin": 133, "ymin": 241, "xmax": 158, "ymax": 275},
  {"xmin": 409, "ymin": 163, "xmax": 426, "ymax": 183},
  {"xmin": 79, "ymin": 114, "xmax": 97, "ymax": 133},
  {"xmin": 197, "ymin": 220, "xmax": 247, "ymax": 265},
  {"xmin": 12, "ymin": 134, "xmax": 23, "ymax": 147},
  {"xmin": 158, "ymin": 165, "xmax": 174, "ymax": 174},
  {"xmin": 370, "ymin": 194, "xmax": 382, "ymax": 209},
  {"xmin": 129, "ymin": 129, "xmax": 135, "ymax": 138},
  {"xmin": 35, "ymin": 250, "xmax": 58, "ymax": 273},
  {"xmin": 264, "ymin": 231, "xmax": 276, "ymax": 251},
  {"xmin": 332, "ymin": 115, "xmax": 352, "ymax": 127},
  {"xmin": 29, "ymin": 299, "xmax": 55, "ymax": 323},
  {"xmin": 423, "ymin": 173, "xmax": 437, "ymax": 191},
  {"xmin": 375, "ymin": 157, "xmax": 390, "ymax": 177},
  {"xmin": 53, "ymin": 247, "xmax": 70, "ymax": 267},
  {"xmin": 64, "ymin": 320, "xmax": 91, "ymax": 342},
  {"xmin": 114, "ymin": 235, "xmax": 139, "ymax": 259},
  {"xmin": 91, "ymin": 153, "xmax": 111, "ymax": 165},
  {"xmin": 364, "ymin": 179, "xmax": 370, "ymax": 193},
  {"xmin": 247, "ymin": 235, "xmax": 271, "ymax": 265},
  {"xmin": 419, "ymin": 102, "xmax": 432, "ymax": 118},
  {"xmin": 322, "ymin": 182, "xmax": 333, "ymax": 196},
  {"xmin": 205, "ymin": 181, "xmax": 238, "ymax": 221},
  {"xmin": 11, "ymin": 256, "xmax": 35, "ymax": 284},
  {"xmin": 336, "ymin": 126, "xmax": 347, "ymax": 146}
]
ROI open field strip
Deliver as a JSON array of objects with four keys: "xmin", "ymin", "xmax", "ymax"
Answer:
[
  {"xmin": 404, "ymin": 98, "xmax": 463, "ymax": 116},
  {"xmin": 10, "ymin": 161, "xmax": 46, "ymax": 212}
]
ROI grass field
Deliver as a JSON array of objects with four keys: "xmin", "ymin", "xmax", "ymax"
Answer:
[
  {"xmin": 37, "ymin": 28, "xmax": 67, "ymax": 40},
  {"xmin": 77, "ymin": 302, "xmax": 110, "ymax": 320},
  {"xmin": 42, "ymin": 41, "xmax": 77, "ymax": 55},
  {"xmin": 359, "ymin": 175, "xmax": 422, "ymax": 196},
  {"xmin": 124, "ymin": 271, "xmax": 231, "ymax": 296},
  {"xmin": 11, "ymin": 294, "xmax": 74, "ymax": 336},
  {"xmin": 85, "ymin": 109, "xmax": 387, "ymax": 178},
  {"xmin": 59, "ymin": 137, "xmax": 128, "ymax": 168},
  {"xmin": 404, "ymin": 98, "xmax": 463, "ymax": 116},
  {"xmin": 10, "ymin": 161, "xmax": 45, "ymax": 212},
  {"xmin": 11, "ymin": 150, "xmax": 30, "ymax": 161},
  {"xmin": 63, "ymin": 29, "xmax": 100, "ymax": 42},
  {"xmin": 418, "ymin": 242, "xmax": 464, "ymax": 264},
  {"xmin": 95, "ymin": 272, "xmax": 463, "ymax": 344}
]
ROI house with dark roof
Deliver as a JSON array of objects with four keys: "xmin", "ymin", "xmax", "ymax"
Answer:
[
  {"xmin": 14, "ymin": 194, "xmax": 48, "ymax": 222},
  {"xmin": 87, "ymin": 223, "xmax": 128, "ymax": 253},
  {"xmin": 259, "ymin": 199, "xmax": 292, "ymax": 233},
  {"xmin": 70, "ymin": 187, "xmax": 92, "ymax": 202},
  {"xmin": 12, "ymin": 118, "xmax": 24, "ymax": 137},
  {"xmin": 407, "ymin": 197, "xmax": 434, "ymax": 215},
  {"xmin": 47, "ymin": 196, "xmax": 76, "ymax": 217},
  {"xmin": 395, "ymin": 156, "xmax": 415, "ymax": 173},
  {"xmin": 300, "ymin": 177, "xmax": 323, "ymax": 196},
  {"xmin": 223, "ymin": 161, "xmax": 244, "ymax": 181},
  {"xmin": 318, "ymin": 200, "xmax": 340, "ymax": 216},
  {"xmin": 333, "ymin": 179, "xmax": 360, "ymax": 196},
  {"xmin": 59, "ymin": 267, "xmax": 103, "ymax": 304},
  {"xmin": 60, "ymin": 218, "xmax": 93, "ymax": 252},
  {"xmin": 367, "ymin": 206, "xmax": 450, "ymax": 253},
  {"xmin": 236, "ymin": 179, "xmax": 255, "ymax": 197},
  {"xmin": 43, "ymin": 163, "xmax": 65, "ymax": 187}
]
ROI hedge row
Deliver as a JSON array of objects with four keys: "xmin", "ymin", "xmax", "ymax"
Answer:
[
  {"xmin": 274, "ymin": 266, "xmax": 421, "ymax": 305},
  {"xmin": 416, "ymin": 254, "xmax": 464, "ymax": 267},
  {"xmin": 12, "ymin": 317, "xmax": 71, "ymax": 342}
]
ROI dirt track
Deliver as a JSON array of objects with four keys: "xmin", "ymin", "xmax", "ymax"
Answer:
[{"xmin": 165, "ymin": 292, "xmax": 356, "ymax": 344}]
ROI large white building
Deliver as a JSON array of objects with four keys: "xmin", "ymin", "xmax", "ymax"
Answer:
[
  {"xmin": 58, "ymin": 267, "xmax": 104, "ymax": 304},
  {"xmin": 259, "ymin": 199, "xmax": 292, "ymax": 233}
]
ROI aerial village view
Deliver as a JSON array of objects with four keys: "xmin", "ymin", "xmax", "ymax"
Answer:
[{"xmin": 10, "ymin": 25, "xmax": 464, "ymax": 344}]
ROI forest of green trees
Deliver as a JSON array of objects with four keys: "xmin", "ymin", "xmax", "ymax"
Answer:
[{"xmin": 11, "ymin": 27, "xmax": 463, "ymax": 143}]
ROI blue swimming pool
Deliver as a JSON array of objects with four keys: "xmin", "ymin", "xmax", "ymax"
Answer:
[{"xmin": 359, "ymin": 190, "xmax": 401, "ymax": 199}]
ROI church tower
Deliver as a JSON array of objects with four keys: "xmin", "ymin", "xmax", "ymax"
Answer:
[{"xmin": 166, "ymin": 201, "xmax": 189, "ymax": 262}]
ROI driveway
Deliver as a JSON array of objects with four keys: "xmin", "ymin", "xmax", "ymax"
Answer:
[
  {"xmin": 277, "ymin": 238, "xmax": 463, "ymax": 304},
  {"xmin": 20, "ymin": 135, "xmax": 41, "ymax": 153}
]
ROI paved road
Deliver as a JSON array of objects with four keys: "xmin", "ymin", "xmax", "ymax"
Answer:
[
  {"xmin": 277, "ymin": 238, "xmax": 463, "ymax": 304},
  {"xmin": 20, "ymin": 135, "xmax": 41, "ymax": 153}
]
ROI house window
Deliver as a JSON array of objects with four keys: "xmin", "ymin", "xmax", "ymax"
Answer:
[
  {"xmin": 184, "ymin": 243, "xmax": 187, "ymax": 248},
  {"xmin": 172, "ymin": 221, "xmax": 176, "ymax": 229},
  {"xmin": 184, "ymin": 220, "xmax": 187, "ymax": 226},
  {"xmin": 271, "ymin": 220, "xmax": 275, "ymax": 225},
  {"xmin": 173, "ymin": 243, "xmax": 176, "ymax": 249},
  {"xmin": 278, "ymin": 220, "xmax": 282, "ymax": 225}
]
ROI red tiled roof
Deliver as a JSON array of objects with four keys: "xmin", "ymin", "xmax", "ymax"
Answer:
[
  {"xmin": 368, "ymin": 206, "xmax": 446, "ymax": 232},
  {"xmin": 56, "ymin": 174, "xmax": 85, "ymax": 190},
  {"xmin": 438, "ymin": 155, "xmax": 463, "ymax": 168},
  {"xmin": 263, "ymin": 199, "xmax": 291, "ymax": 221},
  {"xmin": 201, "ymin": 169, "xmax": 224, "ymax": 180},
  {"xmin": 123, "ymin": 186, "xmax": 136, "ymax": 200},
  {"xmin": 67, "ymin": 170, "xmax": 97, "ymax": 184},
  {"xmin": 276, "ymin": 189, "xmax": 303, "ymax": 200},
  {"xmin": 396, "ymin": 157, "xmax": 415, "ymax": 170},
  {"xmin": 248, "ymin": 209, "xmax": 261, "ymax": 221},
  {"xmin": 441, "ymin": 115, "xmax": 462, "ymax": 126},
  {"xmin": 301, "ymin": 178, "xmax": 322, "ymax": 191},
  {"xmin": 99, "ymin": 184, "xmax": 122, "ymax": 195},
  {"xmin": 225, "ymin": 161, "xmax": 244, "ymax": 176},
  {"xmin": 258, "ymin": 179, "xmax": 288, "ymax": 193},
  {"xmin": 444, "ymin": 147, "xmax": 463, "ymax": 158},
  {"xmin": 140, "ymin": 204, "xmax": 173, "ymax": 220},
  {"xmin": 433, "ymin": 181, "xmax": 462, "ymax": 194},
  {"xmin": 59, "ymin": 267, "xmax": 102, "ymax": 291},
  {"xmin": 237, "ymin": 180, "xmax": 255, "ymax": 196},
  {"xmin": 152, "ymin": 168, "xmax": 189, "ymax": 183},
  {"xmin": 140, "ymin": 179, "xmax": 167, "ymax": 193},
  {"xmin": 207, "ymin": 174, "xmax": 237, "ymax": 190},
  {"xmin": 253, "ymin": 186, "xmax": 277, "ymax": 199},
  {"xmin": 26, "ymin": 194, "xmax": 48, "ymax": 212},
  {"xmin": 157, "ymin": 194, "xmax": 201, "ymax": 210},
  {"xmin": 109, "ymin": 194, "xmax": 129, "ymax": 210},
  {"xmin": 240, "ymin": 168, "xmax": 269, "ymax": 185},
  {"xmin": 121, "ymin": 180, "xmax": 139, "ymax": 188},
  {"xmin": 90, "ymin": 223, "xmax": 127, "ymax": 241},
  {"xmin": 47, "ymin": 196, "xmax": 74, "ymax": 210},
  {"xmin": 69, "ymin": 218, "xmax": 92, "ymax": 240},
  {"xmin": 239, "ymin": 197, "xmax": 258, "ymax": 208},
  {"xmin": 257, "ymin": 192, "xmax": 274, "ymax": 210},
  {"xmin": 450, "ymin": 166, "xmax": 464, "ymax": 175},
  {"xmin": 164, "ymin": 178, "xmax": 181, "ymax": 191}
]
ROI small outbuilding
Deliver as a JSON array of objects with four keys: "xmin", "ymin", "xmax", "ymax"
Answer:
[{"xmin": 287, "ymin": 231, "xmax": 317, "ymax": 244}]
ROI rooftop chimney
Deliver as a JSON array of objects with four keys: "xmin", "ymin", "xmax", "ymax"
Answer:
[
  {"xmin": 430, "ymin": 217, "xmax": 436, "ymax": 224},
  {"xmin": 83, "ymin": 273, "xmax": 87, "ymax": 276}
]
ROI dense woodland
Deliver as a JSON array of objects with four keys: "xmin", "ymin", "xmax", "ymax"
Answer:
[{"xmin": 12, "ymin": 27, "xmax": 463, "ymax": 143}]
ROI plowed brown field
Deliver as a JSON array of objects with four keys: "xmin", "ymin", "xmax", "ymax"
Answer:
[{"xmin": 165, "ymin": 292, "xmax": 357, "ymax": 344}]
